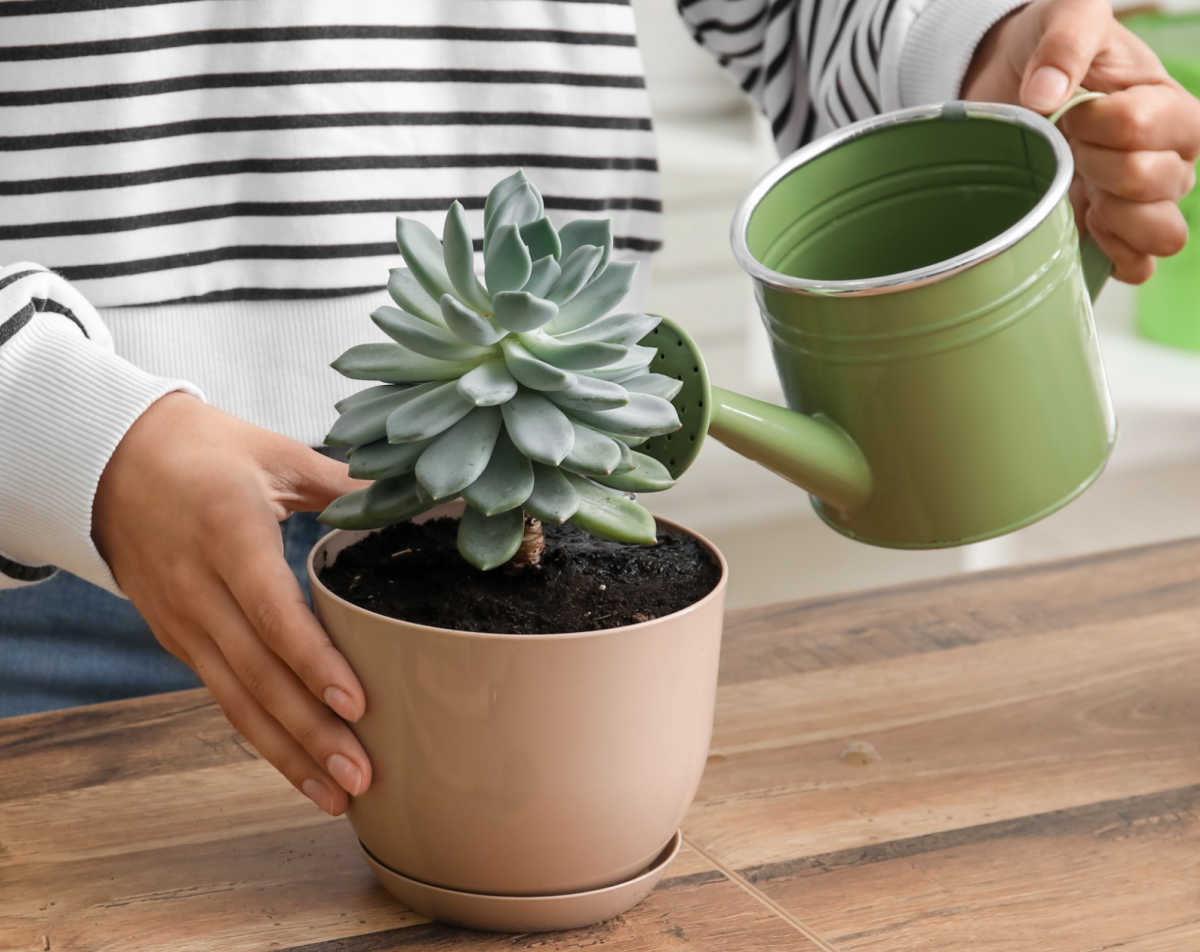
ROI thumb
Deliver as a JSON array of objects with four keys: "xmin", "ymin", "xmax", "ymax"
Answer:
[
  {"xmin": 276, "ymin": 446, "xmax": 370, "ymax": 513},
  {"xmin": 1020, "ymin": 0, "xmax": 1110, "ymax": 113}
]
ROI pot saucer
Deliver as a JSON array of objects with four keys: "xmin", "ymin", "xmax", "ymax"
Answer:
[{"xmin": 359, "ymin": 830, "xmax": 682, "ymax": 933}]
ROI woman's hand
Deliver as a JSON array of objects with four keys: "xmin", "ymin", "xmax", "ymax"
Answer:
[
  {"xmin": 963, "ymin": 0, "xmax": 1200, "ymax": 283},
  {"xmin": 94, "ymin": 392, "xmax": 372, "ymax": 816}
]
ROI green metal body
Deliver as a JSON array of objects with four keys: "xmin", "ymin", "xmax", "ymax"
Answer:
[{"xmin": 645, "ymin": 102, "xmax": 1117, "ymax": 549}]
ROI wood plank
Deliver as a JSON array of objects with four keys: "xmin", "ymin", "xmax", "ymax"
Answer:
[
  {"xmin": 688, "ymin": 613, "xmax": 1200, "ymax": 868},
  {"xmin": 746, "ymin": 784, "xmax": 1200, "ymax": 951},
  {"xmin": 0, "ymin": 700, "xmax": 827, "ymax": 952},
  {"xmin": 1, "ymin": 817, "xmax": 827, "ymax": 952},
  {"xmin": 0, "ymin": 690, "xmax": 246, "ymax": 803},
  {"xmin": 718, "ymin": 537, "xmax": 1200, "ymax": 683}
]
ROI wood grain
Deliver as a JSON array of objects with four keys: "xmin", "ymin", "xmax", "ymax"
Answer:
[
  {"xmin": 0, "ymin": 697, "xmax": 825, "ymax": 952},
  {"xmin": 4, "ymin": 536, "xmax": 1199, "ymax": 951},
  {"xmin": 684, "ymin": 541, "xmax": 1200, "ymax": 951}
]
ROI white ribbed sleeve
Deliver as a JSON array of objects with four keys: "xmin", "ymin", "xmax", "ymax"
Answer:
[
  {"xmin": 893, "ymin": 0, "xmax": 1031, "ymax": 110},
  {"xmin": 0, "ymin": 264, "xmax": 202, "ymax": 594}
]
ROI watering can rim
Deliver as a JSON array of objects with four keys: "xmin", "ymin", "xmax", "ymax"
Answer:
[{"xmin": 730, "ymin": 100, "xmax": 1076, "ymax": 299}]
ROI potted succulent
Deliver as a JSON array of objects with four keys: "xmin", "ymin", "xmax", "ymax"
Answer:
[{"xmin": 306, "ymin": 171, "xmax": 728, "ymax": 933}]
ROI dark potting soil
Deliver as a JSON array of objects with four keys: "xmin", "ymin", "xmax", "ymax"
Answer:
[{"xmin": 318, "ymin": 518, "xmax": 721, "ymax": 634}]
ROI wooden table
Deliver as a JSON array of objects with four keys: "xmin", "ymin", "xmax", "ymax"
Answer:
[{"xmin": 4, "ymin": 538, "xmax": 1200, "ymax": 951}]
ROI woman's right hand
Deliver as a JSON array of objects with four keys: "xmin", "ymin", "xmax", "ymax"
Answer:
[{"xmin": 93, "ymin": 392, "xmax": 373, "ymax": 816}]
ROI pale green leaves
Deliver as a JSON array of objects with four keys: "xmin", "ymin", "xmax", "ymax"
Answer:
[
  {"xmin": 443, "ymin": 201, "xmax": 492, "ymax": 314},
  {"xmin": 386, "ymin": 381, "xmax": 476, "ymax": 443},
  {"xmin": 485, "ymin": 224, "xmax": 532, "ymax": 293},
  {"xmin": 457, "ymin": 506, "xmax": 525, "ymax": 571},
  {"xmin": 332, "ymin": 344, "xmax": 477, "ymax": 383},
  {"xmin": 492, "ymin": 291, "xmax": 558, "ymax": 333},
  {"xmin": 415, "ymin": 407, "xmax": 502, "ymax": 499},
  {"xmin": 325, "ymin": 170, "xmax": 683, "ymax": 569},
  {"xmin": 372, "ymin": 306, "xmax": 492, "ymax": 362},
  {"xmin": 566, "ymin": 474, "xmax": 657, "ymax": 545},
  {"xmin": 319, "ymin": 475, "xmax": 431, "ymax": 530},
  {"xmin": 501, "ymin": 391, "xmax": 574, "ymax": 466},
  {"xmin": 462, "ymin": 431, "xmax": 534, "ymax": 515}
]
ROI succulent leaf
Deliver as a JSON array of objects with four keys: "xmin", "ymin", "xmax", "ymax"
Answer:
[
  {"xmin": 332, "ymin": 343, "xmax": 478, "ymax": 383},
  {"xmin": 570, "ymin": 392, "xmax": 682, "ymax": 439},
  {"xmin": 485, "ymin": 223, "xmax": 533, "ymax": 294},
  {"xmin": 500, "ymin": 337, "xmax": 570, "ymax": 391},
  {"xmin": 386, "ymin": 380, "xmax": 476, "ymax": 443},
  {"xmin": 519, "ymin": 217, "xmax": 562, "ymax": 262},
  {"xmin": 517, "ymin": 331, "xmax": 626, "ymax": 371},
  {"xmin": 562, "ymin": 422, "xmax": 622, "ymax": 476},
  {"xmin": 484, "ymin": 170, "xmax": 530, "ymax": 230},
  {"xmin": 334, "ymin": 382, "xmax": 405, "ymax": 415},
  {"xmin": 319, "ymin": 476, "xmax": 430, "ymax": 530},
  {"xmin": 388, "ymin": 269, "xmax": 446, "ymax": 326},
  {"xmin": 565, "ymin": 474, "xmax": 657, "ymax": 545},
  {"xmin": 546, "ymin": 244, "xmax": 604, "ymax": 304},
  {"xmin": 484, "ymin": 183, "xmax": 544, "ymax": 253},
  {"xmin": 591, "ymin": 451, "xmax": 674, "ymax": 492},
  {"xmin": 549, "ymin": 261, "xmax": 637, "ymax": 334},
  {"xmin": 525, "ymin": 463, "xmax": 579, "ymax": 523},
  {"xmin": 372, "ymin": 306, "xmax": 493, "ymax": 362},
  {"xmin": 456, "ymin": 359, "xmax": 519, "ymax": 406},
  {"xmin": 557, "ymin": 219, "xmax": 613, "ymax": 278},
  {"xmin": 462, "ymin": 431, "xmax": 534, "ymax": 515},
  {"xmin": 440, "ymin": 293, "xmax": 507, "ymax": 346},
  {"xmin": 555, "ymin": 312, "xmax": 660, "ymax": 347},
  {"xmin": 620, "ymin": 372, "xmax": 684, "ymax": 401},
  {"xmin": 545, "ymin": 373, "xmax": 630, "ymax": 412},
  {"xmin": 325, "ymin": 387, "xmax": 413, "ymax": 447},
  {"xmin": 588, "ymin": 344, "xmax": 657, "ymax": 381},
  {"xmin": 523, "ymin": 256, "xmax": 562, "ymax": 298},
  {"xmin": 415, "ymin": 407, "xmax": 502, "ymax": 499},
  {"xmin": 442, "ymin": 201, "xmax": 492, "ymax": 314},
  {"xmin": 492, "ymin": 291, "xmax": 559, "ymax": 333},
  {"xmin": 395, "ymin": 218, "xmax": 455, "ymax": 302},
  {"xmin": 500, "ymin": 391, "xmax": 575, "ymax": 466},
  {"xmin": 613, "ymin": 436, "xmax": 635, "ymax": 473},
  {"xmin": 457, "ymin": 506, "xmax": 525, "ymax": 571},
  {"xmin": 348, "ymin": 437, "xmax": 434, "ymax": 480}
]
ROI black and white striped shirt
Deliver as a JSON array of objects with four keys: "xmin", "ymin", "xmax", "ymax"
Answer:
[{"xmin": 0, "ymin": 0, "xmax": 1022, "ymax": 590}]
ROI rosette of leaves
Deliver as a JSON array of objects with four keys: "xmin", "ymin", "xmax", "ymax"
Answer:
[{"xmin": 319, "ymin": 170, "xmax": 684, "ymax": 571}]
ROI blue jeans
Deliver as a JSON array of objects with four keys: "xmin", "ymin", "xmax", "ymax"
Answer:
[{"xmin": 0, "ymin": 511, "xmax": 331, "ymax": 717}]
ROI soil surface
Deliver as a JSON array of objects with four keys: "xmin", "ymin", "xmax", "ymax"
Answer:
[{"xmin": 318, "ymin": 518, "xmax": 722, "ymax": 634}]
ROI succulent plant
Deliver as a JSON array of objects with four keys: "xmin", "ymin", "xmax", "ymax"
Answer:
[{"xmin": 319, "ymin": 170, "xmax": 684, "ymax": 570}]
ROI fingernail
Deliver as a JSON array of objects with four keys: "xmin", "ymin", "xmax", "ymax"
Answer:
[
  {"xmin": 1025, "ymin": 66, "xmax": 1070, "ymax": 112},
  {"xmin": 301, "ymin": 777, "xmax": 334, "ymax": 812},
  {"xmin": 327, "ymin": 753, "xmax": 364, "ymax": 796},
  {"xmin": 324, "ymin": 685, "xmax": 359, "ymax": 721}
]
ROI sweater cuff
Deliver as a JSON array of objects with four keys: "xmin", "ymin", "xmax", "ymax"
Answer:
[
  {"xmin": 0, "ymin": 310, "xmax": 202, "ymax": 594},
  {"xmin": 897, "ymin": 0, "xmax": 1031, "ymax": 109}
]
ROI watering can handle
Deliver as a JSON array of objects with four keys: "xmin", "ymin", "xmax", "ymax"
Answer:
[{"xmin": 1048, "ymin": 89, "xmax": 1112, "ymax": 300}]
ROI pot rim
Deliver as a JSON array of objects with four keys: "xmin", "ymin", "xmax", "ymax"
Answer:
[
  {"xmin": 730, "ymin": 100, "xmax": 1075, "ymax": 298},
  {"xmin": 306, "ymin": 506, "xmax": 728, "ymax": 642}
]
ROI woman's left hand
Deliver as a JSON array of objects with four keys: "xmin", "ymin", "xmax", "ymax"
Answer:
[{"xmin": 963, "ymin": 0, "xmax": 1200, "ymax": 283}]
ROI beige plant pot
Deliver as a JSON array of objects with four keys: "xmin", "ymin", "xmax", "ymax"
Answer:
[{"xmin": 307, "ymin": 503, "xmax": 727, "ymax": 908}]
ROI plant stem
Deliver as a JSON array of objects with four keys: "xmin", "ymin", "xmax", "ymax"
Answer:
[{"xmin": 510, "ymin": 514, "xmax": 545, "ymax": 569}]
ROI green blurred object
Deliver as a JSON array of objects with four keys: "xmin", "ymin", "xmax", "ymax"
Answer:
[{"xmin": 1123, "ymin": 11, "xmax": 1200, "ymax": 350}]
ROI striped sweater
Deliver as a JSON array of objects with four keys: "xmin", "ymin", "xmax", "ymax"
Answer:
[{"xmin": 0, "ymin": 0, "xmax": 1024, "ymax": 592}]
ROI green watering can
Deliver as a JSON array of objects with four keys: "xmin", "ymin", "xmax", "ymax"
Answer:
[{"xmin": 640, "ymin": 96, "xmax": 1116, "ymax": 548}]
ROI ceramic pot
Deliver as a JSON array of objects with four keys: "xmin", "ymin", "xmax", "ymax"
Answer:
[{"xmin": 307, "ymin": 504, "xmax": 726, "ymax": 900}]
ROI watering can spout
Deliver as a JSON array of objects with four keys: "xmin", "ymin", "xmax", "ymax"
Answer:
[
  {"xmin": 639, "ymin": 317, "xmax": 873, "ymax": 516},
  {"xmin": 709, "ymin": 386, "xmax": 873, "ymax": 514}
]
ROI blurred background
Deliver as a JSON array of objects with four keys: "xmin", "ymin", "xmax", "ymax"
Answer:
[{"xmin": 630, "ymin": 0, "xmax": 1200, "ymax": 608}]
